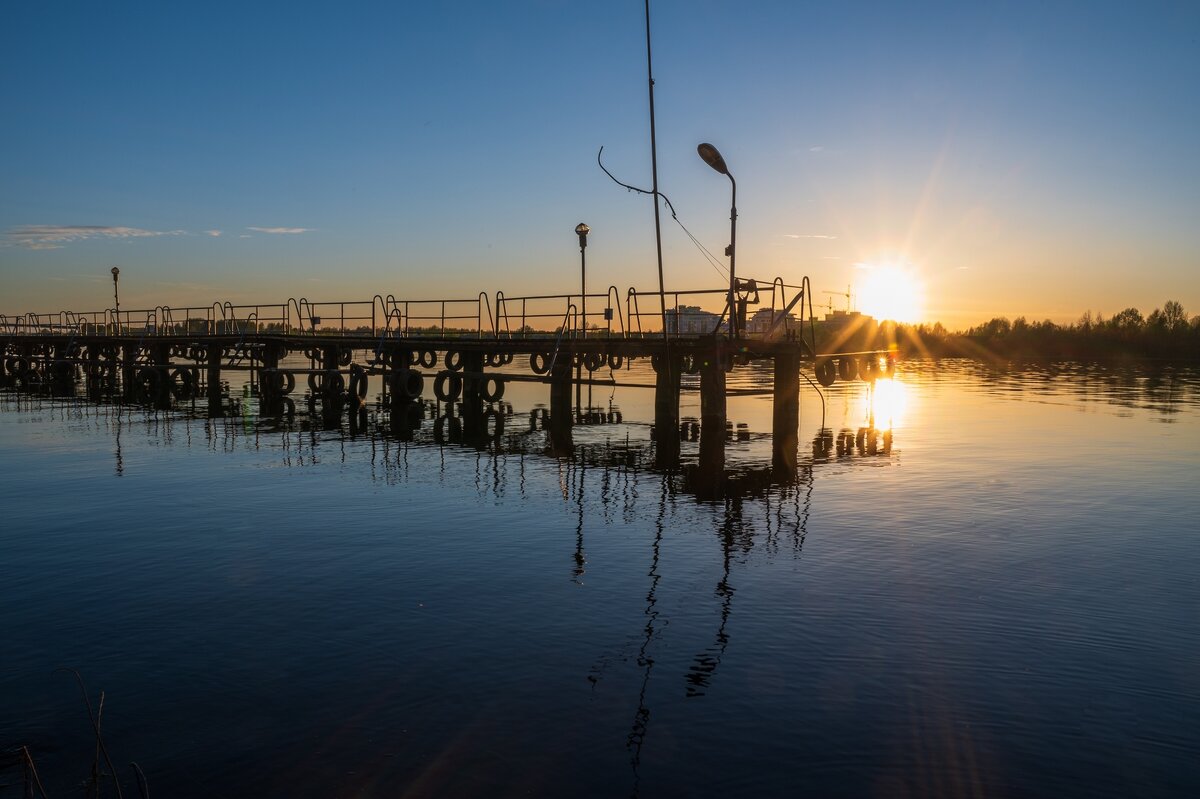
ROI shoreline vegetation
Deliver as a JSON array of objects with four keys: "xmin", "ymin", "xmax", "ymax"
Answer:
[{"xmin": 826, "ymin": 300, "xmax": 1200, "ymax": 362}]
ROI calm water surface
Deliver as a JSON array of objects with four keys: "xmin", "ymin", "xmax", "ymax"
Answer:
[{"xmin": 2, "ymin": 359, "xmax": 1198, "ymax": 797}]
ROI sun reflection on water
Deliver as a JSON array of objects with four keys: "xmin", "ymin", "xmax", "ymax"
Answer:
[{"xmin": 863, "ymin": 374, "xmax": 909, "ymax": 430}]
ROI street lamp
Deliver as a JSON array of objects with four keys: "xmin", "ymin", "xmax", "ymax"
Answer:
[
  {"xmin": 111, "ymin": 267, "xmax": 120, "ymax": 331},
  {"xmin": 575, "ymin": 223, "xmax": 590, "ymax": 338},
  {"xmin": 697, "ymin": 142, "xmax": 738, "ymax": 338}
]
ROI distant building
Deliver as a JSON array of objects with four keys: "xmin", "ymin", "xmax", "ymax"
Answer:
[
  {"xmin": 820, "ymin": 310, "xmax": 877, "ymax": 352},
  {"xmin": 668, "ymin": 305, "xmax": 722, "ymax": 336},
  {"xmin": 745, "ymin": 307, "xmax": 800, "ymax": 336}
]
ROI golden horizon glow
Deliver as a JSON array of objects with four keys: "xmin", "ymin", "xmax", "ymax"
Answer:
[{"xmin": 855, "ymin": 262, "xmax": 924, "ymax": 323}]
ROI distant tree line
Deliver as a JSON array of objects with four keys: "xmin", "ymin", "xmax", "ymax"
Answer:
[{"xmin": 885, "ymin": 300, "xmax": 1199, "ymax": 360}]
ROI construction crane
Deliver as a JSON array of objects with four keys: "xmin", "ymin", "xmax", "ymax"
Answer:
[{"xmin": 823, "ymin": 285, "xmax": 854, "ymax": 313}]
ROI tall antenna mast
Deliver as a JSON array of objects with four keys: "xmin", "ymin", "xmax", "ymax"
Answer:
[{"xmin": 644, "ymin": 0, "xmax": 669, "ymax": 341}]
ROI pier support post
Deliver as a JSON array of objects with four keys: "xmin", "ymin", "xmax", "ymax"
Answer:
[
  {"xmin": 697, "ymin": 355, "xmax": 727, "ymax": 491},
  {"xmin": 121, "ymin": 344, "xmax": 138, "ymax": 403},
  {"xmin": 654, "ymin": 352, "xmax": 682, "ymax": 469},
  {"xmin": 461, "ymin": 351, "xmax": 485, "ymax": 448},
  {"xmin": 260, "ymin": 341, "xmax": 280, "ymax": 416},
  {"xmin": 772, "ymin": 351, "xmax": 800, "ymax": 480},
  {"xmin": 152, "ymin": 342, "xmax": 171, "ymax": 410},
  {"xmin": 320, "ymin": 346, "xmax": 343, "ymax": 427},
  {"xmin": 84, "ymin": 341, "xmax": 101, "ymax": 400},
  {"xmin": 206, "ymin": 343, "xmax": 223, "ymax": 417},
  {"xmin": 548, "ymin": 359, "xmax": 574, "ymax": 455}
]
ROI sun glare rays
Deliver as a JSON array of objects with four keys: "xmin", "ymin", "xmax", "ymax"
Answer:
[{"xmin": 855, "ymin": 261, "xmax": 924, "ymax": 322}]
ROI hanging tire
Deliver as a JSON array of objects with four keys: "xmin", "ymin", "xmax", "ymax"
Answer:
[
  {"xmin": 337, "ymin": 349, "xmax": 352, "ymax": 366},
  {"xmin": 482, "ymin": 376, "xmax": 505, "ymax": 402},
  {"xmin": 391, "ymin": 369, "xmax": 424, "ymax": 400},
  {"xmin": 583, "ymin": 352, "xmax": 604, "ymax": 372},
  {"xmin": 136, "ymin": 367, "xmax": 164, "ymax": 403},
  {"xmin": 838, "ymin": 357, "xmax": 857, "ymax": 382},
  {"xmin": 50, "ymin": 360, "xmax": 73, "ymax": 380},
  {"xmin": 530, "ymin": 352, "xmax": 552, "ymax": 375},
  {"xmin": 322, "ymin": 370, "xmax": 345, "ymax": 395},
  {"xmin": 433, "ymin": 372, "xmax": 462, "ymax": 402},
  {"xmin": 815, "ymin": 360, "xmax": 836, "ymax": 387},
  {"xmin": 349, "ymin": 364, "xmax": 369, "ymax": 399},
  {"xmin": 444, "ymin": 350, "xmax": 463, "ymax": 371},
  {"xmin": 607, "ymin": 352, "xmax": 623, "ymax": 370},
  {"xmin": 171, "ymin": 367, "xmax": 198, "ymax": 398}
]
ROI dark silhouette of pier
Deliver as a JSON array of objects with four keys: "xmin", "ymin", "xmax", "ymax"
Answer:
[{"xmin": 1, "ymin": 281, "xmax": 894, "ymax": 489}]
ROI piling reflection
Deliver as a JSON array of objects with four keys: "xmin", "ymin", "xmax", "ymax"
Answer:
[{"xmin": 1, "ymin": 374, "xmax": 905, "ymax": 501}]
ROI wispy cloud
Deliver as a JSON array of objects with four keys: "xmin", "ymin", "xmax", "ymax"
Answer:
[
  {"xmin": 204, "ymin": 229, "xmax": 222, "ymax": 237},
  {"xmin": 247, "ymin": 226, "xmax": 312, "ymax": 235},
  {"xmin": 781, "ymin": 233, "xmax": 837, "ymax": 240},
  {"xmin": 5, "ymin": 224, "xmax": 185, "ymax": 249}
]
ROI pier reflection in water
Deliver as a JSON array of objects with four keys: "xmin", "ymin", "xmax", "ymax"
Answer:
[
  {"xmin": 0, "ymin": 368, "xmax": 894, "ymax": 797},
  {"xmin": 4, "ymin": 360, "xmax": 1200, "ymax": 798}
]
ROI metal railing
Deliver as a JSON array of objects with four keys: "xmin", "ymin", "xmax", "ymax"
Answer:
[{"xmin": 2, "ymin": 276, "xmax": 815, "ymax": 343}]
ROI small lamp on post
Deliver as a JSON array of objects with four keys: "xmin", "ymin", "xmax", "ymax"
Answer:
[
  {"xmin": 697, "ymin": 142, "xmax": 738, "ymax": 338},
  {"xmin": 575, "ymin": 223, "xmax": 590, "ymax": 338},
  {"xmin": 110, "ymin": 267, "xmax": 121, "ymax": 333}
]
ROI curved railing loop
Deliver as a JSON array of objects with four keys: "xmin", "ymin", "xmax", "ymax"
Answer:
[
  {"xmin": 477, "ymin": 292, "xmax": 495, "ymax": 339},
  {"xmin": 626, "ymin": 288, "xmax": 644, "ymax": 339},
  {"xmin": 286, "ymin": 297, "xmax": 305, "ymax": 334},
  {"xmin": 605, "ymin": 286, "xmax": 627, "ymax": 339}
]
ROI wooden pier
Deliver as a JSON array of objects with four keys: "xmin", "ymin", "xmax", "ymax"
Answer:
[{"xmin": 1, "ymin": 282, "xmax": 894, "ymax": 486}]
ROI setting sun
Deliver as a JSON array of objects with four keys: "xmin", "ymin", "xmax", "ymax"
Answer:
[{"xmin": 856, "ymin": 263, "xmax": 924, "ymax": 322}]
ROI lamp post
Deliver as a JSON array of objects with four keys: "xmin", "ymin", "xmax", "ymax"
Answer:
[
  {"xmin": 575, "ymin": 223, "xmax": 590, "ymax": 338},
  {"xmin": 697, "ymin": 142, "xmax": 737, "ymax": 338},
  {"xmin": 110, "ymin": 267, "xmax": 120, "ymax": 332}
]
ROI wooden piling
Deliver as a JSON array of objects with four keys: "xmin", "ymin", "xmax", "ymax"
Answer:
[
  {"xmin": 698, "ymin": 355, "xmax": 727, "ymax": 479},
  {"xmin": 772, "ymin": 351, "xmax": 799, "ymax": 479},
  {"xmin": 153, "ymin": 342, "xmax": 171, "ymax": 410},
  {"xmin": 121, "ymin": 344, "xmax": 138, "ymax": 403},
  {"xmin": 548, "ymin": 358, "xmax": 573, "ymax": 454},
  {"xmin": 206, "ymin": 343, "xmax": 223, "ymax": 417},
  {"xmin": 654, "ymin": 352, "xmax": 681, "ymax": 468},
  {"xmin": 461, "ymin": 351, "xmax": 485, "ymax": 446},
  {"xmin": 260, "ymin": 341, "xmax": 280, "ymax": 416}
]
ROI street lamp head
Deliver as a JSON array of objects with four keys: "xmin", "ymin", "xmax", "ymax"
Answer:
[
  {"xmin": 111, "ymin": 266, "xmax": 120, "ymax": 279},
  {"xmin": 697, "ymin": 142, "xmax": 729, "ymax": 175},
  {"xmin": 575, "ymin": 222, "xmax": 590, "ymax": 249}
]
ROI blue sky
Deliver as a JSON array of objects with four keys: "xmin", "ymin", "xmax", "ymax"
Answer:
[{"xmin": 2, "ymin": 0, "xmax": 1197, "ymax": 326}]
